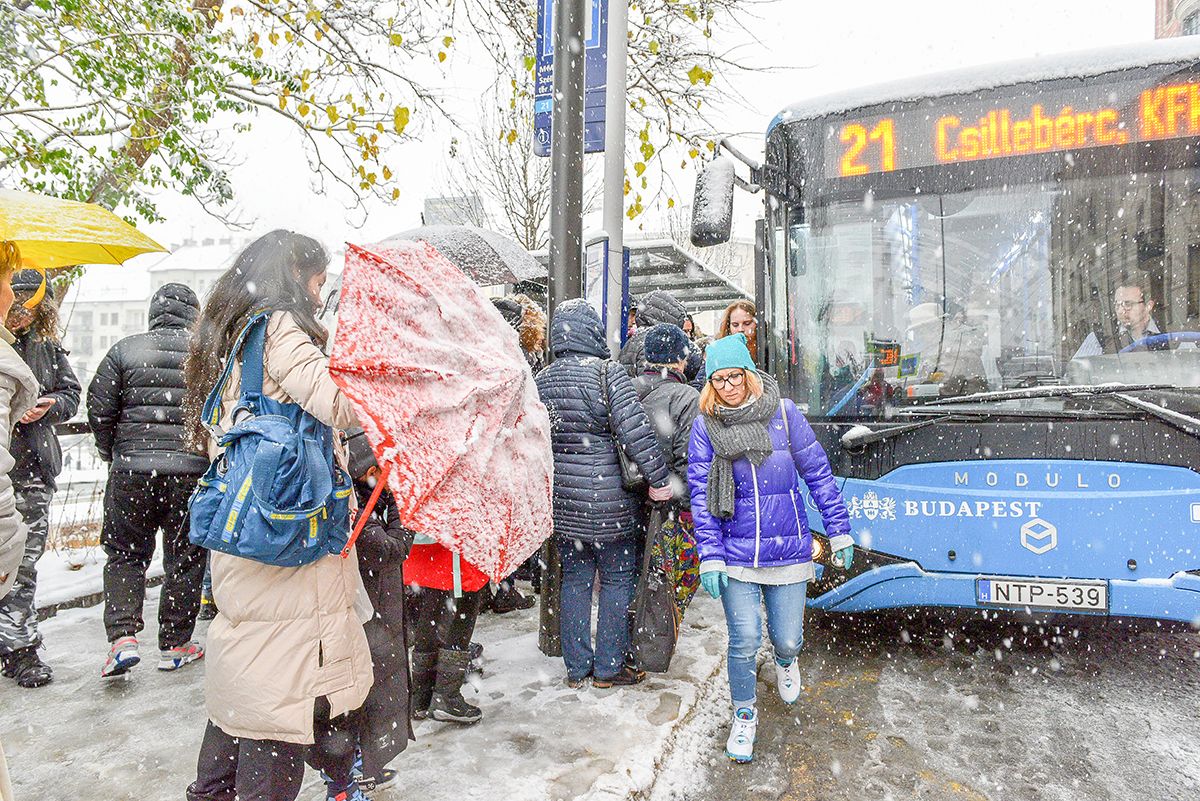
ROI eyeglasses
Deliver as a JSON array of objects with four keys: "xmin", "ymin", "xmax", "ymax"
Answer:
[
  {"xmin": 710, "ymin": 371, "xmax": 745, "ymax": 389},
  {"xmin": 1113, "ymin": 300, "xmax": 1145, "ymax": 310}
]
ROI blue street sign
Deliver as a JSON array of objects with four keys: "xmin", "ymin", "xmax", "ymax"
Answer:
[{"xmin": 534, "ymin": 0, "xmax": 608, "ymax": 156}]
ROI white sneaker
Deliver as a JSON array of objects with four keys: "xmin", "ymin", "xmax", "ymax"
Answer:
[
  {"xmin": 158, "ymin": 641, "xmax": 205, "ymax": 671},
  {"xmin": 725, "ymin": 707, "xmax": 757, "ymax": 763},
  {"xmin": 774, "ymin": 656, "xmax": 802, "ymax": 705},
  {"xmin": 101, "ymin": 636, "xmax": 140, "ymax": 678}
]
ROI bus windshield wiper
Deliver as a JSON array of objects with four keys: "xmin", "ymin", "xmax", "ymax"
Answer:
[
  {"xmin": 1109, "ymin": 393, "xmax": 1200, "ymax": 438},
  {"xmin": 920, "ymin": 383, "xmax": 1173, "ymax": 406},
  {"xmin": 840, "ymin": 416, "xmax": 953, "ymax": 450}
]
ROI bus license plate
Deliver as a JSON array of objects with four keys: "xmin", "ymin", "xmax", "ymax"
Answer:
[{"xmin": 976, "ymin": 577, "xmax": 1108, "ymax": 612}]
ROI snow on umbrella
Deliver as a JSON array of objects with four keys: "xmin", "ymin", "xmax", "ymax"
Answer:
[
  {"xmin": 391, "ymin": 225, "xmax": 545, "ymax": 286},
  {"xmin": 329, "ymin": 240, "xmax": 553, "ymax": 581}
]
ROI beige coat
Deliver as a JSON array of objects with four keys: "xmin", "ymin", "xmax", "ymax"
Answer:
[
  {"xmin": 205, "ymin": 311, "xmax": 372, "ymax": 745},
  {"xmin": 0, "ymin": 736, "xmax": 13, "ymax": 801},
  {"xmin": 0, "ymin": 328, "xmax": 40, "ymax": 598}
]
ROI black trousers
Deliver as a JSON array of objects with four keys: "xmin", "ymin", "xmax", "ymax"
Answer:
[
  {"xmin": 410, "ymin": 587, "xmax": 484, "ymax": 654},
  {"xmin": 187, "ymin": 721, "xmax": 305, "ymax": 801},
  {"xmin": 101, "ymin": 471, "xmax": 205, "ymax": 650},
  {"xmin": 188, "ymin": 700, "xmax": 358, "ymax": 801}
]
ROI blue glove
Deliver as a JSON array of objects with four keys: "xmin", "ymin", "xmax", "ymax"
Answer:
[
  {"xmin": 833, "ymin": 546, "xmax": 854, "ymax": 571},
  {"xmin": 700, "ymin": 570, "xmax": 728, "ymax": 599}
]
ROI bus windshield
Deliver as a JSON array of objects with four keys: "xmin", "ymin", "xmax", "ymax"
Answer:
[{"xmin": 783, "ymin": 167, "xmax": 1200, "ymax": 417}]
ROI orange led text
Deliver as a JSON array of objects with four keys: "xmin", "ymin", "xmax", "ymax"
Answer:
[{"xmin": 935, "ymin": 105, "xmax": 1128, "ymax": 164}]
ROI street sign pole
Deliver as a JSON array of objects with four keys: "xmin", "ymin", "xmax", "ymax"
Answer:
[
  {"xmin": 601, "ymin": 0, "xmax": 628, "ymax": 354},
  {"xmin": 541, "ymin": 0, "xmax": 586, "ymax": 660},
  {"xmin": 547, "ymin": 0, "xmax": 586, "ymax": 327}
]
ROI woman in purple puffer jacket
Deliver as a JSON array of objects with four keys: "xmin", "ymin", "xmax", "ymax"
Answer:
[{"xmin": 687, "ymin": 334, "xmax": 854, "ymax": 764}]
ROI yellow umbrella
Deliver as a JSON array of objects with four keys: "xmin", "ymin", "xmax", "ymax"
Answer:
[
  {"xmin": 0, "ymin": 189, "xmax": 166, "ymax": 272},
  {"xmin": 0, "ymin": 189, "xmax": 167, "ymax": 308}
]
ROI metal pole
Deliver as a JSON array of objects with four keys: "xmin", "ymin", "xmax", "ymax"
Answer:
[
  {"xmin": 540, "ymin": 0, "xmax": 586, "ymax": 660},
  {"xmin": 547, "ymin": 0, "xmax": 586, "ymax": 326},
  {"xmin": 601, "ymin": 0, "xmax": 628, "ymax": 354}
]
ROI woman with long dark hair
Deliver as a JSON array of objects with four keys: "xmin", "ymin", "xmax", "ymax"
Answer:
[
  {"xmin": 184, "ymin": 231, "xmax": 373, "ymax": 801},
  {"xmin": 0, "ymin": 269, "xmax": 80, "ymax": 689}
]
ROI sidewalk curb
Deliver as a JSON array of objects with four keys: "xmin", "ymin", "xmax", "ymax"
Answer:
[
  {"xmin": 35, "ymin": 574, "xmax": 165, "ymax": 622},
  {"xmin": 630, "ymin": 657, "xmax": 727, "ymax": 801}
]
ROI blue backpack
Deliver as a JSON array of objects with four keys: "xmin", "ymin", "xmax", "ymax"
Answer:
[{"xmin": 189, "ymin": 312, "xmax": 353, "ymax": 567}]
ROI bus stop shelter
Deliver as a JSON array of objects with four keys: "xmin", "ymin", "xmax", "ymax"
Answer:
[{"xmin": 529, "ymin": 235, "xmax": 750, "ymax": 312}]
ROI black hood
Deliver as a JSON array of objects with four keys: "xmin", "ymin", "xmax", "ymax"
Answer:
[
  {"xmin": 549, "ymin": 299, "xmax": 610, "ymax": 359},
  {"xmin": 635, "ymin": 290, "xmax": 687, "ymax": 328},
  {"xmin": 149, "ymin": 283, "xmax": 200, "ymax": 331}
]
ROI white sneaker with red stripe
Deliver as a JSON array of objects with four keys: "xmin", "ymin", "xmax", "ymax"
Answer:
[
  {"xmin": 158, "ymin": 641, "xmax": 204, "ymax": 671},
  {"xmin": 101, "ymin": 636, "xmax": 141, "ymax": 679}
]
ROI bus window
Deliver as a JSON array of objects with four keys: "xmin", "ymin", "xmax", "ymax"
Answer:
[{"xmin": 785, "ymin": 168, "xmax": 1200, "ymax": 417}]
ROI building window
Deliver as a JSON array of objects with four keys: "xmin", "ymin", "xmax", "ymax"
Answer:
[{"xmin": 1185, "ymin": 10, "xmax": 1200, "ymax": 35}]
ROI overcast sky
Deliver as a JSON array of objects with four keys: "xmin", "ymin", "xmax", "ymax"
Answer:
[{"xmin": 138, "ymin": 0, "xmax": 1157, "ymax": 254}]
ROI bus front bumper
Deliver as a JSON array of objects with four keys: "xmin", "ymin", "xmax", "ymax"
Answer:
[{"xmin": 809, "ymin": 562, "xmax": 1200, "ymax": 624}]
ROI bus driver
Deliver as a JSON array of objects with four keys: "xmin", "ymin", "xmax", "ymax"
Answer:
[{"xmin": 1073, "ymin": 280, "xmax": 1167, "ymax": 358}]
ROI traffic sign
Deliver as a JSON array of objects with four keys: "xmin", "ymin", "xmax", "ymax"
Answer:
[{"xmin": 534, "ymin": 0, "xmax": 608, "ymax": 156}]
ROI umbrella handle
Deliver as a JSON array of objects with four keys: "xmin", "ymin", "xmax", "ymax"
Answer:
[{"xmin": 341, "ymin": 462, "xmax": 392, "ymax": 558}]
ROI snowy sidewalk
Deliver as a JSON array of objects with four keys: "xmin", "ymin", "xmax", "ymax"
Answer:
[{"xmin": 0, "ymin": 586, "xmax": 728, "ymax": 801}]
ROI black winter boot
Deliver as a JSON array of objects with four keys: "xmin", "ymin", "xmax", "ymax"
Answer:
[
  {"xmin": 491, "ymin": 581, "xmax": 536, "ymax": 614},
  {"xmin": 410, "ymin": 649, "xmax": 438, "ymax": 720},
  {"xmin": 429, "ymin": 648, "xmax": 482, "ymax": 724},
  {"xmin": 197, "ymin": 586, "xmax": 218, "ymax": 621},
  {"xmin": 2, "ymin": 644, "xmax": 53, "ymax": 688}
]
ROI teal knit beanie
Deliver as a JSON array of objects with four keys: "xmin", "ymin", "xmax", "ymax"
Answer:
[{"xmin": 704, "ymin": 333, "xmax": 757, "ymax": 379}]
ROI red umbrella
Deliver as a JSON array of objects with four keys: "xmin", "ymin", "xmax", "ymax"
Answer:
[{"xmin": 329, "ymin": 240, "xmax": 553, "ymax": 581}]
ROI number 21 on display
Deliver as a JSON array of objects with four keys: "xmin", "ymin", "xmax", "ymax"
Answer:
[{"xmin": 839, "ymin": 119, "xmax": 896, "ymax": 176}]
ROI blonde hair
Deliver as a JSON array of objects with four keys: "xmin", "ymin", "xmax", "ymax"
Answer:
[
  {"xmin": 698, "ymin": 369, "xmax": 763, "ymax": 417},
  {"xmin": 513, "ymin": 294, "xmax": 547, "ymax": 354},
  {"xmin": 717, "ymin": 299, "xmax": 758, "ymax": 360},
  {"xmin": 0, "ymin": 242, "xmax": 20, "ymax": 279}
]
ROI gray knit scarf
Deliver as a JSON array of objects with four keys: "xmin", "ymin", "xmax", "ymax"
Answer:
[{"xmin": 704, "ymin": 373, "xmax": 781, "ymax": 519}]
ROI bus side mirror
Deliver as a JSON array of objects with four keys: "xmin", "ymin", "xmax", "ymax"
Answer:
[{"xmin": 690, "ymin": 156, "xmax": 735, "ymax": 247}]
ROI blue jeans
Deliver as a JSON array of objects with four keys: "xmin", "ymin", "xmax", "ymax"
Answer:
[
  {"xmin": 558, "ymin": 535, "xmax": 638, "ymax": 681},
  {"xmin": 720, "ymin": 577, "xmax": 808, "ymax": 706}
]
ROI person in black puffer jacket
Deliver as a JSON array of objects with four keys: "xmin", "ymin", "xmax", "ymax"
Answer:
[
  {"xmin": 617, "ymin": 290, "xmax": 705, "ymax": 388},
  {"xmin": 88, "ymin": 283, "xmax": 209, "ymax": 677},
  {"xmin": 308, "ymin": 430, "xmax": 414, "ymax": 795},
  {"xmin": 535, "ymin": 299, "xmax": 672, "ymax": 688},
  {"xmin": 632, "ymin": 324, "xmax": 704, "ymax": 622},
  {"xmin": 0, "ymin": 270, "xmax": 81, "ymax": 689}
]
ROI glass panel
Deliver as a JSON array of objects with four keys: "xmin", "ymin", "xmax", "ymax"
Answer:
[{"xmin": 785, "ymin": 168, "xmax": 1200, "ymax": 417}]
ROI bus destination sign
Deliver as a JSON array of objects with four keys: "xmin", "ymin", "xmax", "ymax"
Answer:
[{"xmin": 825, "ymin": 76, "xmax": 1200, "ymax": 179}]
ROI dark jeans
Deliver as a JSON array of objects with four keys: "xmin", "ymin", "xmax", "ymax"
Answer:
[
  {"xmin": 188, "ymin": 700, "xmax": 358, "ymax": 801},
  {"xmin": 558, "ymin": 535, "xmax": 638, "ymax": 681},
  {"xmin": 410, "ymin": 586, "xmax": 484, "ymax": 654},
  {"xmin": 0, "ymin": 477, "xmax": 53, "ymax": 653},
  {"xmin": 101, "ymin": 471, "xmax": 205, "ymax": 650}
]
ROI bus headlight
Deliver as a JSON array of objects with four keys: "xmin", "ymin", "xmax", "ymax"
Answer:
[{"xmin": 812, "ymin": 536, "xmax": 826, "ymax": 562}]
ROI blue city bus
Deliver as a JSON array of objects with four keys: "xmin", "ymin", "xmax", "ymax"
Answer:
[{"xmin": 693, "ymin": 38, "xmax": 1200, "ymax": 624}]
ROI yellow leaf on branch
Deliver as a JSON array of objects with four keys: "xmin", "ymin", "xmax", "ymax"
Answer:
[{"xmin": 393, "ymin": 106, "xmax": 410, "ymax": 134}]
